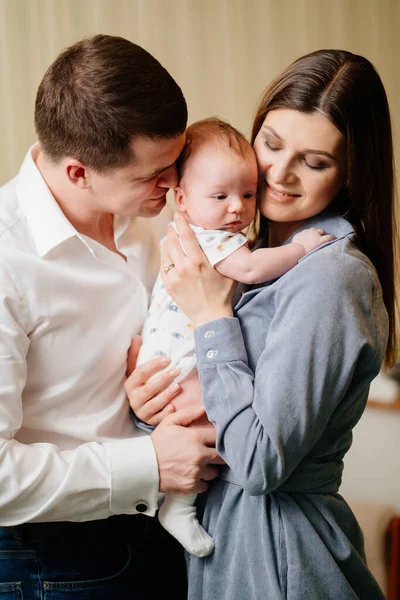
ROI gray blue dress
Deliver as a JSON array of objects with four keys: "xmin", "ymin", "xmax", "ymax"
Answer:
[{"xmin": 189, "ymin": 210, "xmax": 388, "ymax": 599}]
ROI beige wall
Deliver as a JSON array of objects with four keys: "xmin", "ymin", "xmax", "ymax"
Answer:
[
  {"xmin": 0, "ymin": 0, "xmax": 399, "ymax": 184},
  {"xmin": 1, "ymin": 0, "xmax": 399, "ymax": 509}
]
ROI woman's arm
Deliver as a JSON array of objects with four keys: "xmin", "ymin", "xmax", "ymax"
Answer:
[
  {"xmin": 161, "ymin": 216, "xmax": 386, "ymax": 495},
  {"xmin": 194, "ymin": 253, "xmax": 385, "ymax": 495}
]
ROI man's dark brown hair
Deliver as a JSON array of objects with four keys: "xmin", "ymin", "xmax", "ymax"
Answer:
[{"xmin": 34, "ymin": 34, "xmax": 187, "ymax": 171}]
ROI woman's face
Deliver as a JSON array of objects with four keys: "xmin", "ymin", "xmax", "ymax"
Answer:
[{"xmin": 253, "ymin": 109, "xmax": 346, "ymax": 232}]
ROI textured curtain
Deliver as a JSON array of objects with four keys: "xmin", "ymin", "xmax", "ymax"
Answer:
[{"xmin": 0, "ymin": 0, "xmax": 399, "ymax": 187}]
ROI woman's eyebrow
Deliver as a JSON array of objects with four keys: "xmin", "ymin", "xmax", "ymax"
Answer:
[
  {"xmin": 262, "ymin": 125, "xmax": 282, "ymax": 140},
  {"xmin": 303, "ymin": 149, "xmax": 336, "ymax": 160}
]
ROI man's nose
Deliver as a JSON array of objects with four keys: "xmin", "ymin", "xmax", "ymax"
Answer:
[{"xmin": 157, "ymin": 165, "xmax": 178, "ymax": 189}]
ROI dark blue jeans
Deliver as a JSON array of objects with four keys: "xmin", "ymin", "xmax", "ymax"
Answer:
[{"xmin": 0, "ymin": 514, "xmax": 187, "ymax": 599}]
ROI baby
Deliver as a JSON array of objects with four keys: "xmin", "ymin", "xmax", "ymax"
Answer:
[{"xmin": 136, "ymin": 118, "xmax": 334, "ymax": 557}]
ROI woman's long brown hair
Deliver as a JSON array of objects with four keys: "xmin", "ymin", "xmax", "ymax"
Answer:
[{"xmin": 251, "ymin": 49, "xmax": 398, "ymax": 366}]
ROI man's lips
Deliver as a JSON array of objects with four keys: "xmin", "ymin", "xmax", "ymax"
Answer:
[{"xmin": 148, "ymin": 194, "xmax": 166, "ymax": 202}]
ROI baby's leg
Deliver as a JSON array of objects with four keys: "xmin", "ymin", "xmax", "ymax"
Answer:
[{"xmin": 158, "ymin": 368, "xmax": 215, "ymax": 557}]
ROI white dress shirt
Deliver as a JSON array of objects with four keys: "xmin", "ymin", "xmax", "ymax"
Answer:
[{"xmin": 0, "ymin": 146, "xmax": 171, "ymax": 525}]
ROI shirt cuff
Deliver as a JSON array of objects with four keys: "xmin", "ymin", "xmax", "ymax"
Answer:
[
  {"xmin": 103, "ymin": 435, "xmax": 159, "ymax": 517},
  {"xmin": 194, "ymin": 317, "xmax": 248, "ymax": 366}
]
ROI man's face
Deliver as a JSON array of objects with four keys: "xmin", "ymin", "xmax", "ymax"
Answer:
[{"xmin": 86, "ymin": 134, "xmax": 186, "ymax": 218}]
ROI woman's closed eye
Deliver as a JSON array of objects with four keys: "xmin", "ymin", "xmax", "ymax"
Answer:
[
  {"xmin": 264, "ymin": 136, "xmax": 330, "ymax": 172},
  {"xmin": 303, "ymin": 158, "xmax": 329, "ymax": 171},
  {"xmin": 264, "ymin": 137, "xmax": 280, "ymax": 152}
]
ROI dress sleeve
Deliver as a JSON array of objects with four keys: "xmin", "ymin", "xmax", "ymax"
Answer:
[
  {"xmin": 0, "ymin": 266, "xmax": 159, "ymax": 525},
  {"xmin": 194, "ymin": 249, "xmax": 387, "ymax": 495}
]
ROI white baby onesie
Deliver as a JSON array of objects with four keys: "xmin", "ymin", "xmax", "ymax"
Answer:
[{"xmin": 136, "ymin": 223, "xmax": 247, "ymax": 378}]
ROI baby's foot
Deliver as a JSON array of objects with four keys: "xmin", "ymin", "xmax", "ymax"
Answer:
[{"xmin": 158, "ymin": 493, "xmax": 214, "ymax": 558}]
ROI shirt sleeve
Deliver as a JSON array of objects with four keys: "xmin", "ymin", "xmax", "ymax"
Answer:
[
  {"xmin": 0, "ymin": 266, "xmax": 159, "ymax": 525},
  {"xmin": 196, "ymin": 229, "xmax": 248, "ymax": 267},
  {"xmin": 194, "ymin": 249, "xmax": 387, "ymax": 495}
]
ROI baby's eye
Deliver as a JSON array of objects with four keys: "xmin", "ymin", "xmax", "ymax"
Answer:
[
  {"xmin": 243, "ymin": 193, "xmax": 254, "ymax": 199},
  {"xmin": 215, "ymin": 194, "xmax": 227, "ymax": 200}
]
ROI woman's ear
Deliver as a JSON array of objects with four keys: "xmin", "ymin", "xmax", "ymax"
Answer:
[{"xmin": 174, "ymin": 186, "xmax": 187, "ymax": 213}]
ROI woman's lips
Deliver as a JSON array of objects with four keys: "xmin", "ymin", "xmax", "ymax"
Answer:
[{"xmin": 266, "ymin": 183, "xmax": 300, "ymax": 203}]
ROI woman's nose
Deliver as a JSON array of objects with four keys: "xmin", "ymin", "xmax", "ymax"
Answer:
[{"xmin": 271, "ymin": 156, "xmax": 297, "ymax": 185}]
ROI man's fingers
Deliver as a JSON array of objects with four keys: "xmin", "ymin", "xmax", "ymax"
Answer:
[
  {"xmin": 195, "ymin": 480, "xmax": 209, "ymax": 494},
  {"xmin": 138, "ymin": 367, "xmax": 180, "ymax": 399},
  {"xmin": 203, "ymin": 448, "xmax": 225, "ymax": 465},
  {"xmin": 200, "ymin": 465, "xmax": 220, "ymax": 481},
  {"xmin": 146, "ymin": 403, "xmax": 176, "ymax": 427},
  {"xmin": 165, "ymin": 405, "xmax": 207, "ymax": 427},
  {"xmin": 138, "ymin": 383, "xmax": 180, "ymax": 422},
  {"xmin": 125, "ymin": 355, "xmax": 170, "ymax": 392},
  {"xmin": 189, "ymin": 423, "xmax": 218, "ymax": 447},
  {"xmin": 126, "ymin": 335, "xmax": 142, "ymax": 376}
]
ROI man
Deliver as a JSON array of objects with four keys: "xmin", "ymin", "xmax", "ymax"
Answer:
[{"xmin": 0, "ymin": 34, "xmax": 222, "ymax": 598}]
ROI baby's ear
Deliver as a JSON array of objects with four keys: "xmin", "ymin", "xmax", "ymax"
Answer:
[{"xmin": 174, "ymin": 186, "xmax": 186, "ymax": 213}]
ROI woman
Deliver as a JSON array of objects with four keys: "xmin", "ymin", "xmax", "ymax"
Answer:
[{"xmin": 130, "ymin": 50, "xmax": 397, "ymax": 599}]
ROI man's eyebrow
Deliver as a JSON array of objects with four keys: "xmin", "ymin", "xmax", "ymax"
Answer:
[
  {"xmin": 135, "ymin": 161, "xmax": 176, "ymax": 181},
  {"xmin": 262, "ymin": 125, "xmax": 336, "ymax": 160}
]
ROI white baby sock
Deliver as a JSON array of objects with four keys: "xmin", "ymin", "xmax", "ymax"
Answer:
[{"xmin": 158, "ymin": 493, "xmax": 214, "ymax": 558}]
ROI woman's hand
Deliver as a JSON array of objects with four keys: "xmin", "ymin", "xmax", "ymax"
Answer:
[
  {"xmin": 161, "ymin": 213, "xmax": 235, "ymax": 326},
  {"xmin": 125, "ymin": 337, "xmax": 181, "ymax": 426}
]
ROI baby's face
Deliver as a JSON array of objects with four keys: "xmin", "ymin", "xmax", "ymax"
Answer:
[{"xmin": 176, "ymin": 144, "xmax": 258, "ymax": 232}]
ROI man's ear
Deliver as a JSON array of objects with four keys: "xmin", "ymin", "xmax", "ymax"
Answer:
[
  {"xmin": 65, "ymin": 160, "xmax": 90, "ymax": 189},
  {"xmin": 174, "ymin": 186, "xmax": 187, "ymax": 213}
]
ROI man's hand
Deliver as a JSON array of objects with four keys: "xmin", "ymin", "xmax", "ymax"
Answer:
[
  {"xmin": 125, "ymin": 337, "xmax": 181, "ymax": 426},
  {"xmin": 151, "ymin": 406, "xmax": 224, "ymax": 494}
]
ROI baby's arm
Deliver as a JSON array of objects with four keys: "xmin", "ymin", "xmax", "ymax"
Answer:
[{"xmin": 215, "ymin": 228, "xmax": 334, "ymax": 284}]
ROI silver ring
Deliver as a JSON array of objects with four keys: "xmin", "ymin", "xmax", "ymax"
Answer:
[{"xmin": 164, "ymin": 263, "xmax": 175, "ymax": 274}]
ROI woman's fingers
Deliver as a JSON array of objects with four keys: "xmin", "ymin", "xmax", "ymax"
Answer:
[
  {"xmin": 161, "ymin": 225, "xmax": 184, "ymax": 272},
  {"xmin": 173, "ymin": 212, "xmax": 206, "ymax": 261}
]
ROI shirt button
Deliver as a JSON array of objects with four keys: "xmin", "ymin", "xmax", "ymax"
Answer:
[
  {"xmin": 135, "ymin": 500, "xmax": 149, "ymax": 513},
  {"xmin": 206, "ymin": 350, "xmax": 218, "ymax": 359},
  {"xmin": 204, "ymin": 330, "xmax": 215, "ymax": 339}
]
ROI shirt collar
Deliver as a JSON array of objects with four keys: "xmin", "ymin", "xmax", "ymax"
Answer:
[
  {"xmin": 16, "ymin": 145, "xmax": 78, "ymax": 257},
  {"xmin": 15, "ymin": 145, "xmax": 133, "ymax": 257}
]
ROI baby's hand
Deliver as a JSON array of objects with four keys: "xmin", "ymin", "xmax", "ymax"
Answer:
[{"xmin": 293, "ymin": 228, "xmax": 335, "ymax": 254}]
